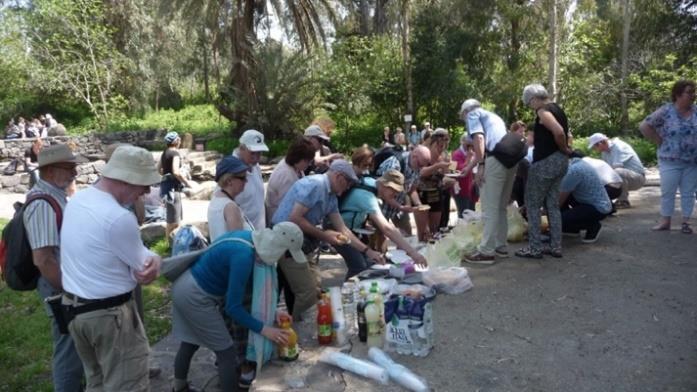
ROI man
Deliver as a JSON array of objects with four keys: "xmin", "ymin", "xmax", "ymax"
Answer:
[
  {"xmin": 588, "ymin": 133, "xmax": 646, "ymax": 208},
  {"xmin": 233, "ymin": 129, "xmax": 269, "ymax": 230},
  {"xmin": 61, "ymin": 146, "xmax": 163, "ymax": 391},
  {"xmin": 375, "ymin": 145, "xmax": 432, "ymax": 237},
  {"xmin": 338, "ymin": 170, "xmax": 427, "ymax": 279},
  {"xmin": 272, "ymin": 159, "xmax": 384, "ymax": 318},
  {"xmin": 24, "ymin": 144, "xmax": 85, "ymax": 392},
  {"xmin": 459, "ymin": 98, "xmax": 516, "ymax": 264},
  {"xmin": 420, "ymin": 121, "xmax": 432, "ymax": 141},
  {"xmin": 407, "ymin": 124, "xmax": 421, "ymax": 149},
  {"xmin": 304, "ymin": 124, "xmax": 343, "ymax": 174},
  {"xmin": 559, "ymin": 157, "xmax": 614, "ymax": 243},
  {"xmin": 580, "ymin": 155, "xmax": 623, "ymax": 202}
]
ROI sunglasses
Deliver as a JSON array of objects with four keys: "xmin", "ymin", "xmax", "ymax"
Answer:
[{"xmin": 233, "ymin": 175, "xmax": 248, "ymax": 182}]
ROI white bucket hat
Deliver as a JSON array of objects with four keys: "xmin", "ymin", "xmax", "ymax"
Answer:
[
  {"xmin": 252, "ymin": 222, "xmax": 307, "ymax": 266},
  {"xmin": 101, "ymin": 145, "xmax": 161, "ymax": 186}
]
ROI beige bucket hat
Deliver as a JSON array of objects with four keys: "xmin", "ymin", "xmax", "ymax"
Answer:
[
  {"xmin": 38, "ymin": 144, "xmax": 87, "ymax": 168},
  {"xmin": 101, "ymin": 145, "xmax": 161, "ymax": 186}
]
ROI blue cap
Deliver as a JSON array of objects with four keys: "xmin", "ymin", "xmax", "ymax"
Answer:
[
  {"xmin": 215, "ymin": 156, "xmax": 249, "ymax": 182},
  {"xmin": 164, "ymin": 131, "xmax": 180, "ymax": 144}
]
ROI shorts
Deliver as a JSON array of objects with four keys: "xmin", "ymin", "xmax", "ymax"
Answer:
[
  {"xmin": 165, "ymin": 191, "xmax": 182, "ymax": 224},
  {"xmin": 418, "ymin": 189, "xmax": 443, "ymax": 213}
]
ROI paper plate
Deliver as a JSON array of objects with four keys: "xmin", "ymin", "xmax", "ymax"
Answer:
[
  {"xmin": 444, "ymin": 173, "xmax": 461, "ymax": 178},
  {"xmin": 416, "ymin": 205, "xmax": 431, "ymax": 211}
]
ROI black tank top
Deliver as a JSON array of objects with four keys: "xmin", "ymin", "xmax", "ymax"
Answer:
[
  {"xmin": 160, "ymin": 148, "xmax": 180, "ymax": 175},
  {"xmin": 533, "ymin": 102, "xmax": 568, "ymax": 162}
]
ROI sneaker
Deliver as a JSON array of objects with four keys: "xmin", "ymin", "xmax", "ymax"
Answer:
[
  {"xmin": 149, "ymin": 366, "xmax": 162, "ymax": 379},
  {"xmin": 463, "ymin": 252, "xmax": 496, "ymax": 265},
  {"xmin": 494, "ymin": 246, "xmax": 509, "ymax": 258},
  {"xmin": 614, "ymin": 200, "xmax": 631, "ymax": 209},
  {"xmin": 514, "ymin": 247, "xmax": 543, "ymax": 259},
  {"xmin": 582, "ymin": 224, "xmax": 602, "ymax": 243},
  {"xmin": 542, "ymin": 246, "xmax": 563, "ymax": 258},
  {"xmin": 239, "ymin": 369, "xmax": 256, "ymax": 389}
]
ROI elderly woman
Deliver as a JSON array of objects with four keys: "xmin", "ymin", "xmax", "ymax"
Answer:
[
  {"xmin": 209, "ymin": 156, "xmax": 253, "ymax": 241},
  {"xmin": 415, "ymin": 128, "xmax": 452, "ymax": 239},
  {"xmin": 516, "ymin": 84, "xmax": 572, "ymax": 259},
  {"xmin": 640, "ymin": 79, "xmax": 697, "ymax": 234},
  {"xmin": 265, "ymin": 137, "xmax": 317, "ymax": 224},
  {"xmin": 171, "ymin": 222, "xmax": 306, "ymax": 392}
]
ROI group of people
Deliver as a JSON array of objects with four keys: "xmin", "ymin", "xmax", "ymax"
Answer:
[
  {"xmin": 4, "ymin": 114, "xmax": 66, "ymax": 139},
  {"xmin": 19, "ymin": 79, "xmax": 696, "ymax": 392}
]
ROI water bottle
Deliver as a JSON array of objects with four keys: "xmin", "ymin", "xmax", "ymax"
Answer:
[{"xmin": 341, "ymin": 282, "xmax": 356, "ymax": 335}]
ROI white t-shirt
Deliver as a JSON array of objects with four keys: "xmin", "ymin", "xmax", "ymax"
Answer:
[
  {"xmin": 61, "ymin": 186, "xmax": 155, "ymax": 299},
  {"xmin": 582, "ymin": 157, "xmax": 622, "ymax": 186},
  {"xmin": 232, "ymin": 150, "xmax": 265, "ymax": 230},
  {"xmin": 265, "ymin": 159, "xmax": 302, "ymax": 224},
  {"xmin": 208, "ymin": 194, "xmax": 254, "ymax": 242}
]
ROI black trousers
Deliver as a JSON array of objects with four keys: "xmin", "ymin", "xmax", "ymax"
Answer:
[{"xmin": 561, "ymin": 201, "xmax": 608, "ymax": 233}]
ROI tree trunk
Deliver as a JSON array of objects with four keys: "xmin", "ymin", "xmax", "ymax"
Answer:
[
  {"xmin": 401, "ymin": 0, "xmax": 413, "ymax": 123},
  {"xmin": 359, "ymin": 0, "xmax": 371, "ymax": 35},
  {"xmin": 374, "ymin": 0, "xmax": 389, "ymax": 35},
  {"xmin": 507, "ymin": 3, "xmax": 522, "ymax": 123},
  {"xmin": 620, "ymin": 0, "xmax": 631, "ymax": 133},
  {"xmin": 201, "ymin": 27, "xmax": 210, "ymax": 101},
  {"xmin": 548, "ymin": 0, "xmax": 558, "ymax": 100}
]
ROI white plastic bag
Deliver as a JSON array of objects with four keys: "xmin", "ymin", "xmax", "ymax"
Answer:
[
  {"xmin": 422, "ymin": 266, "xmax": 473, "ymax": 295},
  {"xmin": 507, "ymin": 204, "xmax": 527, "ymax": 242}
]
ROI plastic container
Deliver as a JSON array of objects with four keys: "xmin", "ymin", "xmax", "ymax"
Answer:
[
  {"xmin": 317, "ymin": 294, "xmax": 333, "ymax": 345},
  {"xmin": 278, "ymin": 315, "xmax": 299, "ymax": 361}
]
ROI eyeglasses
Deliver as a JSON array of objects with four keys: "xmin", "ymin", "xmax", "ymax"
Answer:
[{"xmin": 233, "ymin": 175, "xmax": 248, "ymax": 182}]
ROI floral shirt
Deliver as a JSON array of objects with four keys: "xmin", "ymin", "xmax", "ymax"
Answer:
[{"xmin": 643, "ymin": 103, "xmax": 697, "ymax": 164}]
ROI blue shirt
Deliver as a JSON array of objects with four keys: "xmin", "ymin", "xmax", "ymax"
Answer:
[
  {"xmin": 601, "ymin": 138, "xmax": 645, "ymax": 175},
  {"xmin": 272, "ymin": 174, "xmax": 338, "ymax": 226},
  {"xmin": 339, "ymin": 177, "xmax": 381, "ymax": 230},
  {"xmin": 466, "ymin": 108, "xmax": 507, "ymax": 152},
  {"xmin": 190, "ymin": 231, "xmax": 263, "ymax": 333},
  {"xmin": 561, "ymin": 159, "xmax": 613, "ymax": 214}
]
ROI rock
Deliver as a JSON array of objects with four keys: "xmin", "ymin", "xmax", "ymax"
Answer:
[
  {"xmin": 0, "ymin": 175, "xmax": 21, "ymax": 188},
  {"xmin": 0, "ymin": 140, "xmax": 4, "ymax": 149},
  {"xmin": 19, "ymin": 173, "xmax": 30, "ymax": 185},
  {"xmin": 141, "ymin": 222, "xmax": 166, "ymax": 244},
  {"xmin": 92, "ymin": 160, "xmax": 106, "ymax": 173},
  {"xmin": 14, "ymin": 184, "xmax": 28, "ymax": 194},
  {"xmin": 181, "ymin": 132, "xmax": 194, "ymax": 150},
  {"xmin": 186, "ymin": 181, "xmax": 217, "ymax": 201}
]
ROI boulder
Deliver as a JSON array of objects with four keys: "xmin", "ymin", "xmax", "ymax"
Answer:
[
  {"xmin": 185, "ymin": 181, "xmax": 217, "ymax": 201},
  {"xmin": 140, "ymin": 222, "xmax": 167, "ymax": 244},
  {"xmin": 0, "ymin": 175, "xmax": 21, "ymax": 188},
  {"xmin": 181, "ymin": 132, "xmax": 194, "ymax": 150}
]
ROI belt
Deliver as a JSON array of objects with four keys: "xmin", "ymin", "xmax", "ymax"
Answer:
[{"xmin": 63, "ymin": 292, "xmax": 132, "ymax": 316}]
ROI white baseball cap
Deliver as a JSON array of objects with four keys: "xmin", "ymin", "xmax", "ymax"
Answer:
[
  {"xmin": 588, "ymin": 133, "xmax": 609, "ymax": 149},
  {"xmin": 239, "ymin": 129, "xmax": 269, "ymax": 152}
]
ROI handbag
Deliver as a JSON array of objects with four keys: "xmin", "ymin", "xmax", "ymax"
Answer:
[
  {"xmin": 491, "ymin": 132, "xmax": 527, "ymax": 168},
  {"xmin": 161, "ymin": 237, "xmax": 254, "ymax": 282}
]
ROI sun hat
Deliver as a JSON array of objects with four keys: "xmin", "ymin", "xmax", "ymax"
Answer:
[
  {"xmin": 101, "ymin": 145, "xmax": 161, "ymax": 186},
  {"xmin": 215, "ymin": 156, "xmax": 250, "ymax": 182},
  {"xmin": 377, "ymin": 169, "xmax": 404, "ymax": 192},
  {"xmin": 459, "ymin": 99, "xmax": 481, "ymax": 119},
  {"xmin": 304, "ymin": 125, "xmax": 330, "ymax": 141},
  {"xmin": 329, "ymin": 159, "xmax": 359, "ymax": 183},
  {"xmin": 588, "ymin": 133, "xmax": 609, "ymax": 149},
  {"xmin": 38, "ymin": 144, "xmax": 87, "ymax": 168},
  {"xmin": 432, "ymin": 127, "xmax": 449, "ymax": 137},
  {"xmin": 164, "ymin": 131, "xmax": 180, "ymax": 144},
  {"xmin": 252, "ymin": 222, "xmax": 307, "ymax": 265},
  {"xmin": 239, "ymin": 129, "xmax": 269, "ymax": 152}
]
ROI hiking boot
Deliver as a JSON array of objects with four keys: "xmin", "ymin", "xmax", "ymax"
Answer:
[
  {"xmin": 463, "ymin": 252, "xmax": 496, "ymax": 265},
  {"xmin": 582, "ymin": 223, "xmax": 602, "ymax": 243},
  {"xmin": 494, "ymin": 246, "xmax": 509, "ymax": 258}
]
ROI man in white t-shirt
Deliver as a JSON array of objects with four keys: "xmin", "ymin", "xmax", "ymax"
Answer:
[
  {"xmin": 61, "ymin": 145, "xmax": 162, "ymax": 391},
  {"xmin": 588, "ymin": 133, "xmax": 646, "ymax": 208},
  {"xmin": 232, "ymin": 129, "xmax": 268, "ymax": 229}
]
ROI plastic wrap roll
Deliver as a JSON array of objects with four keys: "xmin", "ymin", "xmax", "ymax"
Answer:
[
  {"xmin": 368, "ymin": 347, "xmax": 429, "ymax": 392},
  {"xmin": 319, "ymin": 349, "xmax": 389, "ymax": 384}
]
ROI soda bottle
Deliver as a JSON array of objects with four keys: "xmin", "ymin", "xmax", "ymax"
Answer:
[
  {"xmin": 365, "ymin": 299, "xmax": 383, "ymax": 347},
  {"xmin": 317, "ymin": 294, "xmax": 333, "ymax": 345},
  {"xmin": 278, "ymin": 315, "xmax": 299, "ymax": 361},
  {"xmin": 357, "ymin": 287, "xmax": 367, "ymax": 342},
  {"xmin": 369, "ymin": 282, "xmax": 385, "ymax": 326}
]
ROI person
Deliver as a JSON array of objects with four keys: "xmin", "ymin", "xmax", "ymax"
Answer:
[
  {"xmin": 351, "ymin": 144, "xmax": 374, "ymax": 177},
  {"xmin": 232, "ymin": 129, "xmax": 269, "ymax": 230},
  {"xmin": 5, "ymin": 119, "xmax": 24, "ymax": 139},
  {"xmin": 451, "ymin": 134, "xmax": 478, "ymax": 216},
  {"xmin": 459, "ymin": 99, "xmax": 517, "ymax": 264},
  {"xmin": 171, "ymin": 222, "xmax": 304, "ymax": 392},
  {"xmin": 382, "ymin": 126, "xmax": 394, "ymax": 146},
  {"xmin": 420, "ymin": 121, "xmax": 432, "ymax": 141},
  {"xmin": 407, "ymin": 124, "xmax": 421, "ymax": 149},
  {"xmin": 559, "ymin": 158, "xmax": 613, "ymax": 243},
  {"xmin": 24, "ymin": 144, "xmax": 85, "ymax": 392},
  {"xmin": 578, "ymin": 155, "xmax": 623, "ymax": 202},
  {"xmin": 159, "ymin": 131, "xmax": 193, "ymax": 239},
  {"xmin": 24, "ymin": 138, "xmax": 44, "ymax": 187},
  {"xmin": 60, "ymin": 145, "xmax": 163, "ymax": 391},
  {"xmin": 304, "ymin": 124, "xmax": 343, "ymax": 174},
  {"xmin": 393, "ymin": 127, "xmax": 407, "ymax": 151},
  {"xmin": 265, "ymin": 137, "xmax": 317, "ymax": 224},
  {"xmin": 338, "ymin": 170, "xmax": 428, "ymax": 278},
  {"xmin": 588, "ymin": 133, "xmax": 646, "ymax": 208},
  {"xmin": 510, "ymin": 121, "xmax": 531, "ymax": 207},
  {"xmin": 272, "ymin": 159, "xmax": 385, "ymax": 318},
  {"xmin": 208, "ymin": 156, "xmax": 253, "ymax": 241},
  {"xmin": 514, "ymin": 85, "xmax": 572, "ymax": 259},
  {"xmin": 417, "ymin": 128, "xmax": 452, "ymax": 238},
  {"xmin": 640, "ymin": 80, "xmax": 697, "ymax": 234}
]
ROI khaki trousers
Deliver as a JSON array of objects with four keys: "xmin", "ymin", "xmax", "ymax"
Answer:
[
  {"xmin": 278, "ymin": 253, "xmax": 321, "ymax": 319},
  {"xmin": 615, "ymin": 168, "xmax": 645, "ymax": 202},
  {"xmin": 478, "ymin": 156, "xmax": 517, "ymax": 255}
]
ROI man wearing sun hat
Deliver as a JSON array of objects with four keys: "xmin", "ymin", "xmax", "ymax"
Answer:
[
  {"xmin": 588, "ymin": 132, "xmax": 645, "ymax": 209},
  {"xmin": 60, "ymin": 145, "xmax": 163, "ymax": 391},
  {"xmin": 304, "ymin": 124, "xmax": 343, "ymax": 174},
  {"xmin": 24, "ymin": 143, "xmax": 86, "ymax": 392},
  {"xmin": 338, "ymin": 169, "xmax": 428, "ymax": 279},
  {"xmin": 231, "ymin": 129, "xmax": 269, "ymax": 230}
]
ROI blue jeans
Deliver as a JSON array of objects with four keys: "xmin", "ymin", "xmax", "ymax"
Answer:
[
  {"xmin": 38, "ymin": 278, "xmax": 84, "ymax": 392},
  {"xmin": 658, "ymin": 159, "xmax": 697, "ymax": 219}
]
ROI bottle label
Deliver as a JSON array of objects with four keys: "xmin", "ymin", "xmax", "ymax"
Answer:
[{"xmin": 318, "ymin": 324, "xmax": 332, "ymax": 337}]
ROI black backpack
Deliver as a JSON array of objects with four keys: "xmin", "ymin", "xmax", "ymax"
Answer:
[
  {"xmin": 0, "ymin": 194, "xmax": 62, "ymax": 291},
  {"xmin": 372, "ymin": 146, "xmax": 407, "ymax": 176}
]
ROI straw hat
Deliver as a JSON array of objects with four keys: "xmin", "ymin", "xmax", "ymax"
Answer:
[
  {"xmin": 101, "ymin": 145, "xmax": 161, "ymax": 186},
  {"xmin": 377, "ymin": 169, "xmax": 405, "ymax": 192}
]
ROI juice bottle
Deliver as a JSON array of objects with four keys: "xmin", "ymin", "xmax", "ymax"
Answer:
[
  {"xmin": 317, "ymin": 294, "xmax": 333, "ymax": 345},
  {"xmin": 278, "ymin": 315, "xmax": 299, "ymax": 361},
  {"xmin": 365, "ymin": 299, "xmax": 383, "ymax": 347}
]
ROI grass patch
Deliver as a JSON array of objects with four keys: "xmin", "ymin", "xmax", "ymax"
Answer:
[{"xmin": 0, "ymin": 221, "xmax": 172, "ymax": 391}]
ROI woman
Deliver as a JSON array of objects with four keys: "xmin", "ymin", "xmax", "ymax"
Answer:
[
  {"xmin": 382, "ymin": 126, "xmax": 394, "ymax": 146},
  {"xmin": 640, "ymin": 79, "xmax": 697, "ymax": 234},
  {"xmin": 516, "ymin": 84, "xmax": 572, "ymax": 259},
  {"xmin": 451, "ymin": 134, "xmax": 478, "ymax": 217},
  {"xmin": 171, "ymin": 222, "xmax": 307, "ymax": 392},
  {"xmin": 265, "ymin": 137, "xmax": 316, "ymax": 224},
  {"xmin": 208, "ymin": 156, "xmax": 253, "ymax": 241},
  {"xmin": 159, "ymin": 131, "xmax": 194, "ymax": 239},
  {"xmin": 416, "ymin": 128, "xmax": 452, "ymax": 240},
  {"xmin": 351, "ymin": 144, "xmax": 374, "ymax": 177}
]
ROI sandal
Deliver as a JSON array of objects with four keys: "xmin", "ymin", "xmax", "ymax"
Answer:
[
  {"xmin": 542, "ymin": 246, "xmax": 563, "ymax": 258},
  {"xmin": 515, "ymin": 247, "xmax": 543, "ymax": 259},
  {"xmin": 681, "ymin": 222, "xmax": 693, "ymax": 234}
]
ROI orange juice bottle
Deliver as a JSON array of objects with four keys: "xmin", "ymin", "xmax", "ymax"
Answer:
[{"xmin": 278, "ymin": 315, "xmax": 299, "ymax": 361}]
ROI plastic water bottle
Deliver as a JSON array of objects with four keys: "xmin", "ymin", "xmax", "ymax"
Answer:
[{"xmin": 341, "ymin": 282, "xmax": 357, "ymax": 335}]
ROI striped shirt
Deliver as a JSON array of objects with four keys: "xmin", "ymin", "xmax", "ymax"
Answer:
[{"xmin": 23, "ymin": 179, "xmax": 68, "ymax": 250}]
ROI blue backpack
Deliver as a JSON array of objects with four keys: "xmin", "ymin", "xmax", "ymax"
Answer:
[{"xmin": 171, "ymin": 225, "xmax": 209, "ymax": 256}]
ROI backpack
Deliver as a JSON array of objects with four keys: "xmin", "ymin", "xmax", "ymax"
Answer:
[
  {"xmin": 171, "ymin": 224, "xmax": 209, "ymax": 256},
  {"xmin": 0, "ymin": 194, "xmax": 62, "ymax": 291},
  {"xmin": 372, "ymin": 146, "xmax": 407, "ymax": 176},
  {"xmin": 338, "ymin": 177, "xmax": 378, "ymax": 230}
]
